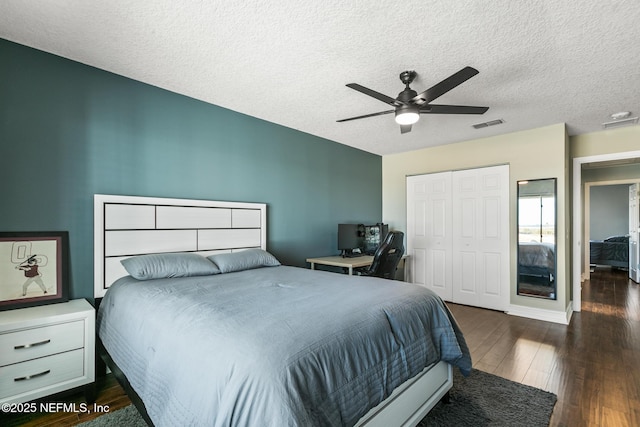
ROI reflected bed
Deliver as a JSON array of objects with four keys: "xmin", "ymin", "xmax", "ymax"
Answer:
[{"xmin": 518, "ymin": 241, "xmax": 555, "ymax": 285}]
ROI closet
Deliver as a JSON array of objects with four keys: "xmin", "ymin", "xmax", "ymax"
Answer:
[
  {"xmin": 406, "ymin": 165, "xmax": 509, "ymax": 311},
  {"xmin": 630, "ymin": 183, "xmax": 639, "ymax": 283}
]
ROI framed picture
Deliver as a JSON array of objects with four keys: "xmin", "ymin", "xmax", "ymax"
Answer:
[{"xmin": 0, "ymin": 231, "xmax": 69, "ymax": 311}]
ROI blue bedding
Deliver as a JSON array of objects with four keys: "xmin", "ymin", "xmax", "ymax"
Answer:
[{"xmin": 97, "ymin": 265, "xmax": 471, "ymax": 427}]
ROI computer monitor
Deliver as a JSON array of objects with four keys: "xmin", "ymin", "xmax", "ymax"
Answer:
[{"xmin": 338, "ymin": 224, "xmax": 363, "ymax": 257}]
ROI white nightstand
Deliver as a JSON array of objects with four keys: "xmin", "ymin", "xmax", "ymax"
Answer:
[{"xmin": 0, "ymin": 299, "xmax": 95, "ymax": 404}]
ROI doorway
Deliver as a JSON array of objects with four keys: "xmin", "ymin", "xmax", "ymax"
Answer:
[
  {"xmin": 585, "ymin": 181, "xmax": 637, "ymax": 281},
  {"xmin": 572, "ymin": 150, "xmax": 640, "ymax": 311}
]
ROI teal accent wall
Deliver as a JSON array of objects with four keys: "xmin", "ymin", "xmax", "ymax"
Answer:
[{"xmin": 0, "ymin": 39, "xmax": 382, "ymax": 301}]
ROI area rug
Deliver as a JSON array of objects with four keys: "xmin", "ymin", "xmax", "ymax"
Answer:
[
  {"xmin": 75, "ymin": 369, "xmax": 556, "ymax": 427},
  {"xmin": 418, "ymin": 368, "xmax": 557, "ymax": 426},
  {"xmin": 77, "ymin": 404, "xmax": 147, "ymax": 427}
]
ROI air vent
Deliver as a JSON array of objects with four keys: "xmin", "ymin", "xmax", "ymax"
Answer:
[
  {"xmin": 472, "ymin": 119, "xmax": 504, "ymax": 129},
  {"xmin": 602, "ymin": 116, "xmax": 638, "ymax": 129}
]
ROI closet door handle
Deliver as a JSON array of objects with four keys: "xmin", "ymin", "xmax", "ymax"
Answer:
[
  {"xmin": 14, "ymin": 370, "xmax": 51, "ymax": 382},
  {"xmin": 14, "ymin": 339, "xmax": 51, "ymax": 350}
]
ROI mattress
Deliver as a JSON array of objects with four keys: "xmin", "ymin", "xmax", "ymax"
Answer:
[{"xmin": 97, "ymin": 265, "xmax": 471, "ymax": 427}]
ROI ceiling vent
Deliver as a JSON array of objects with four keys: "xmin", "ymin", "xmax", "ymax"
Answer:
[
  {"xmin": 602, "ymin": 112, "xmax": 638, "ymax": 129},
  {"xmin": 472, "ymin": 119, "xmax": 504, "ymax": 129}
]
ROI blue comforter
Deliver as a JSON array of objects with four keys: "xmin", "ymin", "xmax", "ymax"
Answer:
[{"xmin": 97, "ymin": 266, "xmax": 471, "ymax": 427}]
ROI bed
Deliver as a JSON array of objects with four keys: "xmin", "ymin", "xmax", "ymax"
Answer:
[
  {"xmin": 589, "ymin": 235, "xmax": 629, "ymax": 268},
  {"xmin": 517, "ymin": 241, "xmax": 555, "ymax": 285},
  {"xmin": 94, "ymin": 195, "xmax": 471, "ymax": 427}
]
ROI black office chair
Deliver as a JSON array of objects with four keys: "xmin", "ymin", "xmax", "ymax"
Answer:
[{"xmin": 358, "ymin": 231, "xmax": 405, "ymax": 279}]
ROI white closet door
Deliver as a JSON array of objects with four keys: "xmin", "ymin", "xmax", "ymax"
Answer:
[
  {"xmin": 451, "ymin": 165, "xmax": 509, "ymax": 311},
  {"xmin": 406, "ymin": 172, "xmax": 453, "ymax": 301},
  {"xmin": 630, "ymin": 184, "xmax": 639, "ymax": 283}
]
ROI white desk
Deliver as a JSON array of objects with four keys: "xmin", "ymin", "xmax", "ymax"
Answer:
[{"xmin": 306, "ymin": 255, "xmax": 374, "ymax": 275}]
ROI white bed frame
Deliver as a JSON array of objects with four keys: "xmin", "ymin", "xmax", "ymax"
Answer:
[
  {"xmin": 94, "ymin": 194, "xmax": 452, "ymax": 427},
  {"xmin": 93, "ymin": 194, "xmax": 267, "ymax": 298}
]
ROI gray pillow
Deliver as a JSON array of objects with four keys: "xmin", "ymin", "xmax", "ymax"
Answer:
[
  {"xmin": 121, "ymin": 253, "xmax": 220, "ymax": 280},
  {"xmin": 207, "ymin": 249, "xmax": 280, "ymax": 273}
]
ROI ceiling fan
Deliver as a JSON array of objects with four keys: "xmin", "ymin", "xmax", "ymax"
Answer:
[{"xmin": 337, "ymin": 66, "xmax": 488, "ymax": 134}]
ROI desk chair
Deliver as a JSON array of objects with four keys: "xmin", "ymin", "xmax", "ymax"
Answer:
[{"xmin": 358, "ymin": 231, "xmax": 405, "ymax": 279}]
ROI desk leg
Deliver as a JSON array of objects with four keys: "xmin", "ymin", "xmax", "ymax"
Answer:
[
  {"xmin": 348, "ymin": 266, "xmax": 353, "ymax": 275},
  {"xmin": 310, "ymin": 262, "xmax": 315, "ymax": 270}
]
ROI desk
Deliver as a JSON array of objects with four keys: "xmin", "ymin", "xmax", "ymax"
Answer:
[{"xmin": 306, "ymin": 255, "xmax": 374, "ymax": 275}]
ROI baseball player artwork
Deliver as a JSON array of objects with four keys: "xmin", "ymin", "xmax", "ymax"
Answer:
[{"xmin": 0, "ymin": 232, "xmax": 69, "ymax": 311}]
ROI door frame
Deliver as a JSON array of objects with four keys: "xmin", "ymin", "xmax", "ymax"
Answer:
[
  {"xmin": 584, "ymin": 179, "xmax": 639, "ymax": 282},
  {"xmin": 572, "ymin": 150, "xmax": 640, "ymax": 311}
]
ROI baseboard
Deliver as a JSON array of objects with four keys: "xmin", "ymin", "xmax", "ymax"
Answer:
[{"xmin": 507, "ymin": 302, "xmax": 572, "ymax": 325}]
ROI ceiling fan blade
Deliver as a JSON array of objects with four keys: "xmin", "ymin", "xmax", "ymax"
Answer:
[
  {"xmin": 411, "ymin": 66, "xmax": 479, "ymax": 104},
  {"xmin": 400, "ymin": 124, "xmax": 412, "ymax": 134},
  {"xmin": 419, "ymin": 104, "xmax": 489, "ymax": 114},
  {"xmin": 346, "ymin": 83, "xmax": 402, "ymax": 106},
  {"xmin": 336, "ymin": 110, "xmax": 394, "ymax": 122}
]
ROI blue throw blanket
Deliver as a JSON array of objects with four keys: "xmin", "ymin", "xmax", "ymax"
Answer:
[{"xmin": 98, "ymin": 266, "xmax": 471, "ymax": 427}]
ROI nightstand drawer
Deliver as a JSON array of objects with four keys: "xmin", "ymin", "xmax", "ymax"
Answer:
[
  {"xmin": 0, "ymin": 321, "xmax": 84, "ymax": 366},
  {"xmin": 0, "ymin": 348, "xmax": 84, "ymax": 400}
]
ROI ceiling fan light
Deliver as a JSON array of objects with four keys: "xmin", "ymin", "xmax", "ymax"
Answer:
[
  {"xmin": 395, "ymin": 106, "xmax": 420, "ymax": 125},
  {"xmin": 395, "ymin": 112, "xmax": 419, "ymax": 125}
]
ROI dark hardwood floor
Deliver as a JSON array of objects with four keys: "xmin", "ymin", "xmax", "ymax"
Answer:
[
  {"xmin": 450, "ymin": 266, "xmax": 640, "ymax": 427},
  {"xmin": 0, "ymin": 374, "xmax": 131, "ymax": 426},
  {"xmin": 3, "ymin": 266, "xmax": 638, "ymax": 426}
]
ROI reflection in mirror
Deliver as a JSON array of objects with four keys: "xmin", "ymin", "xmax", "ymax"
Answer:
[{"xmin": 517, "ymin": 178, "xmax": 557, "ymax": 299}]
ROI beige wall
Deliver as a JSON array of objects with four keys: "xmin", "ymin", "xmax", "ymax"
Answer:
[
  {"xmin": 382, "ymin": 123, "xmax": 569, "ymax": 312},
  {"xmin": 572, "ymin": 126, "xmax": 640, "ymax": 158},
  {"xmin": 583, "ymin": 163, "xmax": 640, "ymax": 182}
]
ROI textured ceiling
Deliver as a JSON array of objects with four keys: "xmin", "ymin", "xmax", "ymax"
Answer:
[{"xmin": 1, "ymin": 1, "xmax": 639, "ymax": 155}]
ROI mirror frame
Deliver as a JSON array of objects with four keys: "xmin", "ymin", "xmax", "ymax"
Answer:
[{"xmin": 517, "ymin": 178, "xmax": 557, "ymax": 300}]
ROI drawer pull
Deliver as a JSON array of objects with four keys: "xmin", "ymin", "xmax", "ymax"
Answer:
[
  {"xmin": 14, "ymin": 369, "xmax": 51, "ymax": 382},
  {"xmin": 14, "ymin": 339, "xmax": 51, "ymax": 350}
]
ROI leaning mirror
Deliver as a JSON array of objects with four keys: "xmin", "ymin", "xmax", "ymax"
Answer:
[{"xmin": 517, "ymin": 178, "xmax": 557, "ymax": 299}]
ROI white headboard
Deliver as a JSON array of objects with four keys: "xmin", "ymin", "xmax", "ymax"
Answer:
[{"xmin": 94, "ymin": 194, "xmax": 267, "ymax": 298}]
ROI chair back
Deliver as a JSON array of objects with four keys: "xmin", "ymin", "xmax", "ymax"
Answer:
[{"xmin": 365, "ymin": 231, "xmax": 405, "ymax": 279}]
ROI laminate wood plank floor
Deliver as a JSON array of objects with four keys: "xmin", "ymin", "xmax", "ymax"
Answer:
[
  {"xmin": 0, "ymin": 374, "xmax": 131, "ymax": 426},
  {"xmin": 448, "ymin": 266, "xmax": 640, "ymax": 427},
  {"xmin": 2, "ymin": 266, "xmax": 638, "ymax": 426}
]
